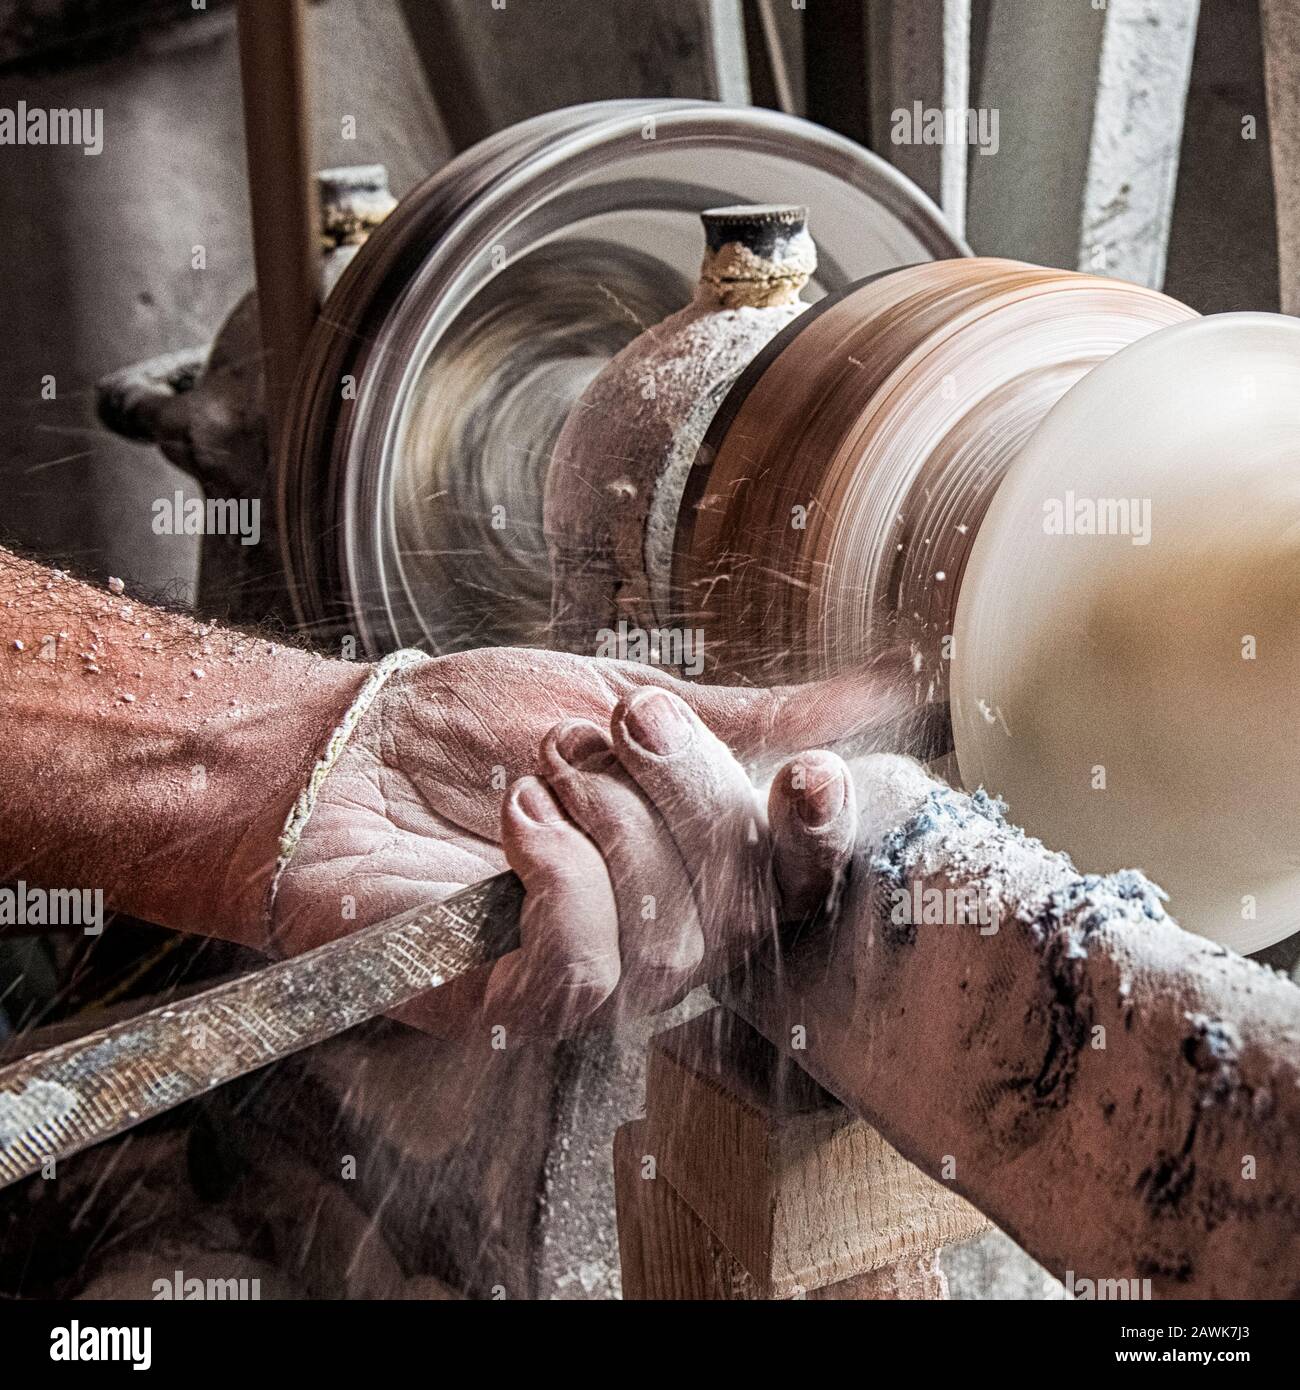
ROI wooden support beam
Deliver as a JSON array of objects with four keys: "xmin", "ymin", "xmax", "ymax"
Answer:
[
  {"xmin": 867, "ymin": 0, "xmax": 971, "ymax": 239},
  {"xmin": 615, "ymin": 1007, "xmax": 986, "ymax": 1299},
  {"xmin": 615, "ymin": 1119, "xmax": 759, "ymax": 1299},
  {"xmin": 1261, "ymin": 0, "xmax": 1300, "ymax": 313},
  {"xmin": 616, "ymin": 1120, "xmax": 948, "ymax": 1298},
  {"xmin": 966, "ymin": 0, "xmax": 1199, "ymax": 286}
]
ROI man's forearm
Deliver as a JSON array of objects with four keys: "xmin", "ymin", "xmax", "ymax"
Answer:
[{"xmin": 0, "ymin": 548, "xmax": 367, "ymax": 947}]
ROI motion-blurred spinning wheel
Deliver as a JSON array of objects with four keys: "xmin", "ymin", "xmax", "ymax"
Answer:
[{"xmin": 276, "ymin": 99, "xmax": 967, "ymax": 653}]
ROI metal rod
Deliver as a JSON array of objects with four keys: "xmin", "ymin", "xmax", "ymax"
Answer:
[
  {"xmin": 0, "ymin": 872, "xmax": 523, "ymax": 1189},
  {"xmin": 236, "ymin": 0, "xmax": 320, "ymax": 458},
  {"xmin": 756, "ymin": 0, "xmax": 797, "ymax": 116}
]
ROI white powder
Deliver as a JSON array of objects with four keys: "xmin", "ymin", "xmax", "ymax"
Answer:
[
  {"xmin": 546, "ymin": 289, "xmax": 807, "ymax": 652},
  {"xmin": 0, "ymin": 1078, "xmax": 78, "ymax": 1146}
]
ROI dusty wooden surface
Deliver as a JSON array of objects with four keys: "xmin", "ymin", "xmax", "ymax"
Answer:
[
  {"xmin": 615, "ymin": 1119, "xmax": 948, "ymax": 1300},
  {"xmin": 617, "ymin": 1007, "xmax": 984, "ymax": 1299}
]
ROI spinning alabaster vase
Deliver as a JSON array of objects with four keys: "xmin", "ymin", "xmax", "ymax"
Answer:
[
  {"xmin": 675, "ymin": 258, "xmax": 1196, "ymax": 686},
  {"xmin": 952, "ymin": 313, "xmax": 1300, "ymax": 952},
  {"xmin": 676, "ymin": 262, "xmax": 1300, "ymax": 950}
]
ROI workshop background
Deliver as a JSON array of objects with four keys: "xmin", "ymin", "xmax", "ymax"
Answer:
[
  {"xmin": 0, "ymin": 0, "xmax": 1296, "ymax": 1302},
  {"xmin": 1, "ymin": 0, "xmax": 1287, "ymax": 599}
]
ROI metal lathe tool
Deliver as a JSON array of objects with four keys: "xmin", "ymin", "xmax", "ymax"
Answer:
[{"xmin": 0, "ymin": 872, "xmax": 523, "ymax": 1190}]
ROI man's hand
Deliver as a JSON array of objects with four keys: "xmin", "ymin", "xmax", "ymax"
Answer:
[
  {"xmin": 0, "ymin": 547, "xmax": 903, "ymax": 1039},
  {"xmin": 273, "ymin": 647, "xmax": 892, "ymax": 1040}
]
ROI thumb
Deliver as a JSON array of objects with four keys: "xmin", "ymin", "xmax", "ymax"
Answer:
[{"xmin": 767, "ymin": 750, "xmax": 858, "ymax": 918}]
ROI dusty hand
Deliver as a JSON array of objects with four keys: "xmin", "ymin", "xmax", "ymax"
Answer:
[{"xmin": 272, "ymin": 647, "xmax": 895, "ymax": 1039}]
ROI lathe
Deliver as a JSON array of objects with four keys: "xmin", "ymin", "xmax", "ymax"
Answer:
[{"xmin": 6, "ymin": 92, "xmax": 1300, "ymax": 1302}]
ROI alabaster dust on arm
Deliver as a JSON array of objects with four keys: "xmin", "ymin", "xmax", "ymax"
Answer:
[{"xmin": 0, "ymin": 547, "xmax": 366, "ymax": 947}]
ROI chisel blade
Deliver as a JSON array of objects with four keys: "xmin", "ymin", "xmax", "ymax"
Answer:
[{"xmin": 0, "ymin": 870, "xmax": 523, "ymax": 1190}]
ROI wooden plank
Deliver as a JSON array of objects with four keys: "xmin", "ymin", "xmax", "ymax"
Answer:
[
  {"xmin": 1262, "ymin": 0, "xmax": 1300, "ymax": 313},
  {"xmin": 615, "ymin": 1119, "xmax": 759, "ymax": 1299},
  {"xmin": 614, "ymin": 1119, "xmax": 949, "ymax": 1299},
  {"xmin": 867, "ymin": 0, "xmax": 971, "ymax": 238},
  {"xmin": 639, "ymin": 1008, "xmax": 986, "ymax": 1298},
  {"xmin": 967, "ymin": 0, "xmax": 1199, "ymax": 286}
]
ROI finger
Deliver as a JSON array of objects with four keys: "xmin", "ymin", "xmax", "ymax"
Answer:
[
  {"xmin": 539, "ymin": 718, "xmax": 704, "ymax": 1005},
  {"xmin": 767, "ymin": 750, "xmax": 857, "ymax": 919},
  {"xmin": 610, "ymin": 688, "xmax": 770, "ymax": 967},
  {"xmin": 482, "ymin": 776, "xmax": 621, "ymax": 1040}
]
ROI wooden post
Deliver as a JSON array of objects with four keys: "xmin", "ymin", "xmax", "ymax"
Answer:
[
  {"xmin": 966, "ymin": 0, "xmax": 1199, "ymax": 286},
  {"xmin": 1262, "ymin": 0, "xmax": 1300, "ymax": 314},
  {"xmin": 867, "ymin": 0, "xmax": 972, "ymax": 239},
  {"xmin": 614, "ymin": 1008, "xmax": 987, "ymax": 1299}
]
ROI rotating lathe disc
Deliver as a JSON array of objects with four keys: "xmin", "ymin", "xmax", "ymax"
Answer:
[
  {"xmin": 674, "ymin": 258, "xmax": 1195, "ymax": 689},
  {"xmin": 277, "ymin": 100, "xmax": 967, "ymax": 654},
  {"xmin": 952, "ymin": 313, "xmax": 1300, "ymax": 951}
]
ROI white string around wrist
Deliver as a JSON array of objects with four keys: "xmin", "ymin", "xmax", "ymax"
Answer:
[{"xmin": 263, "ymin": 648, "xmax": 427, "ymax": 942}]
